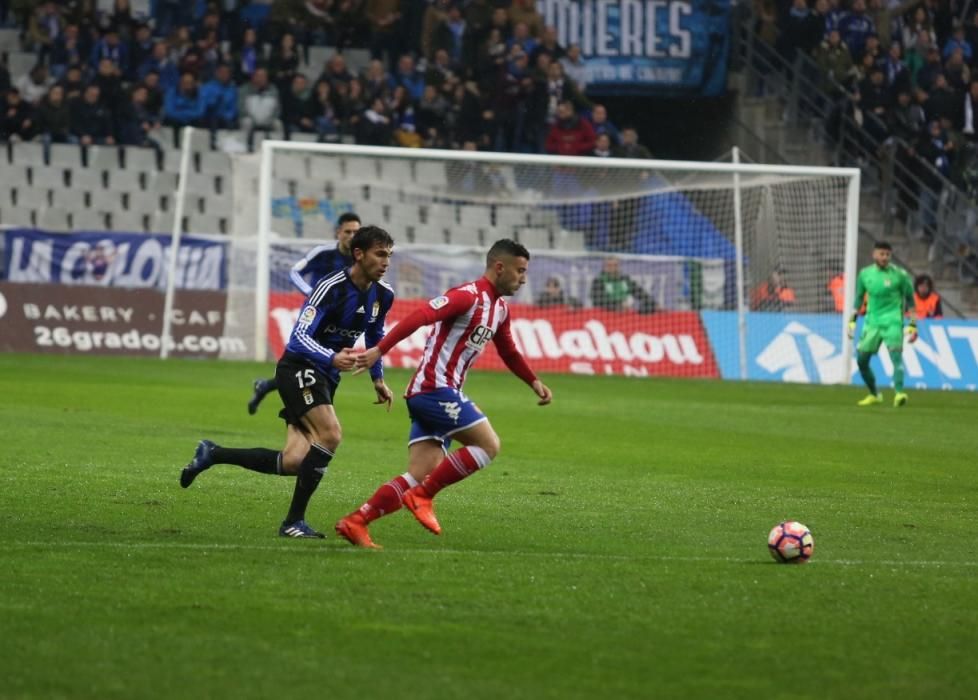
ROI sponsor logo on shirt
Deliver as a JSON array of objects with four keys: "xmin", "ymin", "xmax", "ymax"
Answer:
[
  {"xmin": 300, "ymin": 306, "xmax": 316, "ymax": 324},
  {"xmin": 429, "ymin": 295, "xmax": 449, "ymax": 310}
]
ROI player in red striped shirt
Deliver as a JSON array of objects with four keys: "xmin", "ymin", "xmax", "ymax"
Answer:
[{"xmin": 335, "ymin": 239, "xmax": 553, "ymax": 548}]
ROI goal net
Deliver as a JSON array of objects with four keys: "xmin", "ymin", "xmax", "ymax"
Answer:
[{"xmin": 225, "ymin": 144, "xmax": 859, "ymax": 384}]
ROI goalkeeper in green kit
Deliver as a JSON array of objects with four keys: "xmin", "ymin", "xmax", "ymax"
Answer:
[{"xmin": 848, "ymin": 241, "xmax": 917, "ymax": 407}]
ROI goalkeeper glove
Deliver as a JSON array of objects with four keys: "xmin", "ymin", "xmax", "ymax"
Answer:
[
  {"xmin": 906, "ymin": 320, "xmax": 918, "ymax": 343},
  {"xmin": 847, "ymin": 314, "xmax": 857, "ymax": 340}
]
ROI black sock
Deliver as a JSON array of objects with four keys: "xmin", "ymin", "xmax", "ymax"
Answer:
[
  {"xmin": 212, "ymin": 446, "xmax": 281, "ymax": 474},
  {"xmin": 284, "ymin": 444, "xmax": 334, "ymax": 524}
]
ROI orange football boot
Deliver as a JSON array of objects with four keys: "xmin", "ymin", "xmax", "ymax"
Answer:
[
  {"xmin": 334, "ymin": 513, "xmax": 381, "ymax": 549},
  {"xmin": 402, "ymin": 486, "xmax": 442, "ymax": 535}
]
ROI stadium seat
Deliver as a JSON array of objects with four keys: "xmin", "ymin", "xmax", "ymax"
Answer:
[
  {"xmin": 150, "ymin": 210, "xmax": 175, "ymax": 233},
  {"xmin": 344, "ymin": 48, "xmax": 371, "ymax": 74},
  {"xmin": 274, "ymin": 153, "xmax": 308, "ymax": 180},
  {"xmin": 145, "ymin": 171, "xmax": 180, "ymax": 193},
  {"xmin": 516, "ymin": 227, "xmax": 553, "ymax": 250},
  {"xmin": 125, "ymin": 191, "xmax": 162, "ymax": 213},
  {"xmin": 123, "ymin": 146, "xmax": 159, "ymax": 172},
  {"xmin": 528, "ymin": 209, "xmax": 560, "ymax": 228},
  {"xmin": 54, "ymin": 188, "xmax": 92, "ymax": 211},
  {"xmin": 494, "ymin": 206, "xmax": 529, "ymax": 232},
  {"xmin": 288, "ymin": 132, "xmax": 319, "ymax": 143},
  {"xmin": 355, "ymin": 201, "xmax": 388, "ymax": 226},
  {"xmin": 70, "ymin": 167, "xmax": 105, "ymax": 190},
  {"xmin": 16, "ymin": 187, "xmax": 50, "ymax": 209},
  {"xmin": 412, "ymin": 226, "xmax": 448, "ymax": 245},
  {"xmin": 186, "ymin": 213, "xmax": 225, "ymax": 235},
  {"xmin": 87, "ymin": 145, "xmax": 121, "ymax": 170},
  {"xmin": 49, "ymin": 143, "xmax": 83, "ymax": 168},
  {"xmin": 343, "ymin": 157, "xmax": 379, "ymax": 182},
  {"xmin": 10, "ymin": 141, "xmax": 46, "ymax": 167},
  {"xmin": 6, "ymin": 164, "xmax": 30, "ymax": 188},
  {"xmin": 30, "ymin": 165, "xmax": 65, "ymax": 190},
  {"xmin": 6, "ymin": 51, "xmax": 35, "ymax": 80},
  {"xmin": 424, "ymin": 204, "xmax": 456, "ymax": 227},
  {"xmin": 379, "ymin": 159, "xmax": 413, "ymax": 185},
  {"xmin": 459, "ymin": 206, "xmax": 493, "ymax": 229},
  {"xmin": 110, "ymin": 210, "xmax": 148, "ymax": 232},
  {"xmin": 415, "ymin": 161, "xmax": 448, "ymax": 189},
  {"xmin": 38, "ymin": 208, "xmax": 72, "ymax": 231},
  {"xmin": 0, "ymin": 29, "xmax": 19, "ymax": 52},
  {"xmin": 73, "ymin": 210, "xmax": 107, "ymax": 230},
  {"xmin": 198, "ymin": 151, "xmax": 231, "ymax": 176},
  {"xmin": 305, "ymin": 46, "xmax": 333, "ymax": 74},
  {"xmin": 449, "ymin": 226, "xmax": 484, "ymax": 247},
  {"xmin": 555, "ymin": 229, "xmax": 586, "ymax": 252},
  {"xmin": 1, "ymin": 207, "xmax": 35, "ymax": 227}
]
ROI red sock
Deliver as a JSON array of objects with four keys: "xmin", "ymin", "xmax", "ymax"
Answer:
[
  {"xmin": 422, "ymin": 446, "xmax": 492, "ymax": 496},
  {"xmin": 358, "ymin": 473, "xmax": 416, "ymax": 523}
]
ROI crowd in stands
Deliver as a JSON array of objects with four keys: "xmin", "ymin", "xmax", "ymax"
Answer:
[
  {"xmin": 0, "ymin": 0, "xmax": 652, "ymax": 161},
  {"xmin": 757, "ymin": 0, "xmax": 978, "ymax": 257}
]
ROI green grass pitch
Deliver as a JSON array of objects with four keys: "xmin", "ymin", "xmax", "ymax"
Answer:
[{"xmin": 1, "ymin": 353, "xmax": 976, "ymax": 699}]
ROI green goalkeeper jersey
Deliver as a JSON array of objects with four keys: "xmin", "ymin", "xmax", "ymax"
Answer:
[{"xmin": 854, "ymin": 263, "xmax": 914, "ymax": 326}]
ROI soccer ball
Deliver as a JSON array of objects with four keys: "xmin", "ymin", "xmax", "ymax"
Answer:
[{"xmin": 767, "ymin": 521, "xmax": 814, "ymax": 564}]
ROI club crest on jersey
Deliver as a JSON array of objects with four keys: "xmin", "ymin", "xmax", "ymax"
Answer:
[
  {"xmin": 299, "ymin": 306, "xmax": 316, "ymax": 324},
  {"xmin": 370, "ymin": 301, "xmax": 380, "ymax": 321},
  {"xmin": 884, "ymin": 279, "xmax": 891, "ymax": 287},
  {"xmin": 429, "ymin": 295, "xmax": 450, "ymax": 310}
]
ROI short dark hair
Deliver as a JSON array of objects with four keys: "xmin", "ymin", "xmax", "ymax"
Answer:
[
  {"xmin": 486, "ymin": 238, "xmax": 530, "ymax": 265},
  {"xmin": 873, "ymin": 240, "xmax": 892, "ymax": 251},
  {"xmin": 351, "ymin": 225, "xmax": 393, "ymax": 255},
  {"xmin": 336, "ymin": 212, "xmax": 361, "ymax": 228},
  {"xmin": 914, "ymin": 274, "xmax": 933, "ymax": 288}
]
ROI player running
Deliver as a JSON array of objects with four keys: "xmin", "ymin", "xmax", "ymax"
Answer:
[
  {"xmin": 181, "ymin": 226, "xmax": 395, "ymax": 538},
  {"xmin": 848, "ymin": 240, "xmax": 917, "ymax": 407},
  {"xmin": 334, "ymin": 239, "xmax": 553, "ymax": 548},
  {"xmin": 248, "ymin": 212, "xmax": 361, "ymax": 414}
]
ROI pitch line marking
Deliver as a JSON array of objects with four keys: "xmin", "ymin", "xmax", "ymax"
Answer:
[{"xmin": 5, "ymin": 540, "xmax": 977, "ymax": 568}]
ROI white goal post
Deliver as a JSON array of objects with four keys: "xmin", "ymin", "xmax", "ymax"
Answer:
[{"xmin": 226, "ymin": 142, "xmax": 859, "ymax": 384}]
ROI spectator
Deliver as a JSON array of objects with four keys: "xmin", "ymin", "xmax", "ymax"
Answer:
[
  {"xmin": 887, "ymin": 88, "xmax": 926, "ymax": 142},
  {"xmin": 201, "ymin": 63, "xmax": 239, "ymax": 136},
  {"xmin": 902, "ymin": 6, "xmax": 937, "ymax": 53},
  {"xmin": 35, "ymin": 83, "xmax": 74, "ymax": 150},
  {"xmin": 164, "ymin": 72, "xmax": 205, "ymax": 141},
  {"xmin": 70, "ymin": 83, "xmax": 115, "ymax": 145},
  {"xmin": 93, "ymin": 58, "xmax": 123, "ymax": 110},
  {"xmin": 390, "ymin": 84, "xmax": 420, "ymax": 147},
  {"xmin": 1, "ymin": 88, "xmax": 34, "ymax": 142},
  {"xmin": 59, "ymin": 65, "xmax": 86, "ymax": 102},
  {"xmin": 138, "ymin": 41, "xmax": 179, "ymax": 93},
  {"xmin": 141, "ymin": 70, "xmax": 165, "ymax": 118},
  {"xmin": 560, "ymin": 43, "xmax": 587, "ymax": 92},
  {"xmin": 589, "ymin": 104, "xmax": 620, "ymax": 146},
  {"xmin": 90, "ymin": 25, "xmax": 128, "ymax": 74},
  {"xmin": 27, "ymin": 2, "xmax": 64, "ymax": 60},
  {"xmin": 916, "ymin": 46, "xmax": 944, "ymax": 93},
  {"xmin": 366, "ymin": 0, "xmax": 403, "ymax": 68},
  {"xmin": 883, "ymin": 41, "xmax": 910, "ymax": 95},
  {"xmin": 425, "ymin": 48, "xmax": 461, "ymax": 93},
  {"xmin": 281, "ymin": 73, "xmax": 312, "ymax": 139},
  {"xmin": 390, "ymin": 53, "xmax": 425, "ymax": 101},
  {"xmin": 269, "ymin": 32, "xmax": 301, "ymax": 96},
  {"xmin": 508, "ymin": 21, "xmax": 538, "ymax": 56},
  {"xmin": 239, "ymin": 67, "xmax": 281, "ymax": 151},
  {"xmin": 508, "ymin": 0, "xmax": 544, "ymax": 38},
  {"xmin": 421, "ymin": 0, "xmax": 452, "ymax": 60},
  {"xmin": 233, "ymin": 27, "xmax": 260, "ymax": 84},
  {"xmin": 777, "ymin": 0, "xmax": 824, "ymax": 61},
  {"xmin": 117, "ymin": 84, "xmax": 162, "ymax": 155},
  {"xmin": 904, "ymin": 30, "xmax": 934, "ymax": 90},
  {"xmin": 925, "ymin": 73, "xmax": 959, "ymax": 124},
  {"xmin": 336, "ymin": 77, "xmax": 367, "ymax": 134},
  {"xmin": 362, "ymin": 60, "xmax": 391, "ymax": 104},
  {"xmin": 531, "ymin": 25, "xmax": 564, "ymax": 64},
  {"xmin": 913, "ymin": 274, "xmax": 944, "ymax": 318},
  {"xmin": 536, "ymin": 276, "xmax": 579, "ymax": 307},
  {"xmin": 750, "ymin": 269, "xmax": 796, "ymax": 311},
  {"xmin": 357, "ymin": 95, "xmax": 393, "ymax": 145},
  {"xmin": 545, "ymin": 99, "xmax": 595, "ymax": 156},
  {"xmin": 593, "ymin": 132, "xmax": 612, "ymax": 157},
  {"xmin": 943, "ymin": 22, "xmax": 972, "ymax": 62},
  {"xmin": 590, "ymin": 257, "xmax": 655, "ymax": 313},
  {"xmin": 944, "ymin": 47, "xmax": 970, "ymax": 92},
  {"xmin": 837, "ymin": 0, "xmax": 875, "ymax": 60},
  {"xmin": 912, "ymin": 120, "xmax": 951, "ymax": 237},
  {"xmin": 16, "ymin": 65, "xmax": 55, "ymax": 106},
  {"xmin": 813, "ymin": 29, "xmax": 853, "ymax": 95},
  {"xmin": 306, "ymin": 79, "xmax": 340, "ymax": 141},
  {"xmin": 50, "ymin": 23, "xmax": 85, "ymax": 79},
  {"xmin": 613, "ymin": 126, "xmax": 652, "ymax": 159},
  {"xmin": 127, "ymin": 22, "xmax": 154, "ymax": 81},
  {"xmin": 416, "ymin": 83, "xmax": 449, "ymax": 146},
  {"xmin": 961, "ymin": 80, "xmax": 978, "ymax": 141},
  {"xmin": 322, "ymin": 52, "xmax": 354, "ymax": 90}
]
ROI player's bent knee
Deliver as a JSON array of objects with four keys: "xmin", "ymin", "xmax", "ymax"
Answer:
[
  {"xmin": 480, "ymin": 434, "xmax": 501, "ymax": 461},
  {"xmin": 280, "ymin": 452, "xmax": 304, "ymax": 475}
]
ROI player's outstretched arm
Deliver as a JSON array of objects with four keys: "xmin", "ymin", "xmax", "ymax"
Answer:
[{"xmin": 372, "ymin": 378, "xmax": 393, "ymax": 412}]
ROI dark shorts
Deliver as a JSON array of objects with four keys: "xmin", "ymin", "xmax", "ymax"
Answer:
[{"xmin": 275, "ymin": 354, "xmax": 337, "ymax": 431}]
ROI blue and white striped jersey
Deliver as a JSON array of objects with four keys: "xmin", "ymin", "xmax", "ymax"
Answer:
[
  {"xmin": 284, "ymin": 269, "xmax": 394, "ymax": 382},
  {"xmin": 289, "ymin": 244, "xmax": 354, "ymax": 296}
]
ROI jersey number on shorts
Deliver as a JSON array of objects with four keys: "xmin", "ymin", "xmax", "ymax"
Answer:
[{"xmin": 295, "ymin": 369, "xmax": 316, "ymax": 388}]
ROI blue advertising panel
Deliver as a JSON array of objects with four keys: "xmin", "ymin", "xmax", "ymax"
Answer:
[
  {"xmin": 2, "ymin": 229, "xmax": 227, "ymax": 290},
  {"xmin": 701, "ymin": 311, "xmax": 978, "ymax": 391},
  {"xmin": 537, "ymin": 0, "xmax": 731, "ymax": 96}
]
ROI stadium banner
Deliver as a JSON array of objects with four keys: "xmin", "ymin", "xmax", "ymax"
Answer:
[
  {"xmin": 536, "ymin": 0, "xmax": 731, "ymax": 96},
  {"xmin": 0, "ymin": 282, "xmax": 248, "ymax": 358},
  {"xmin": 272, "ymin": 243, "xmax": 726, "ymax": 310},
  {"xmin": 2, "ymin": 228, "xmax": 227, "ymax": 290},
  {"xmin": 268, "ymin": 294, "xmax": 719, "ymax": 378},
  {"xmin": 701, "ymin": 311, "xmax": 978, "ymax": 391}
]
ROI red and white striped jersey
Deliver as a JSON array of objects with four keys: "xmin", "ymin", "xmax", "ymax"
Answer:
[{"xmin": 377, "ymin": 275, "xmax": 538, "ymax": 397}]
